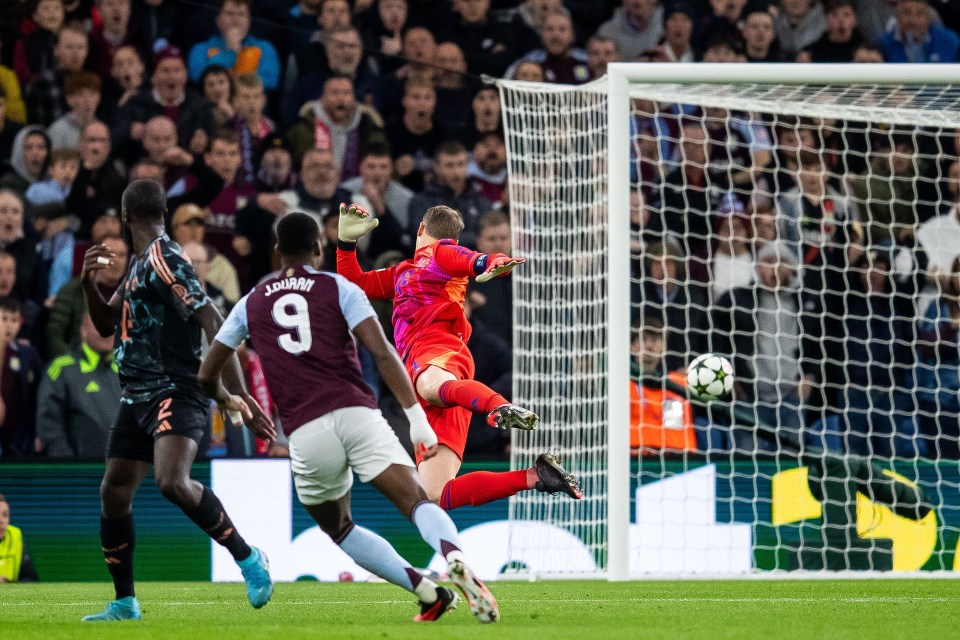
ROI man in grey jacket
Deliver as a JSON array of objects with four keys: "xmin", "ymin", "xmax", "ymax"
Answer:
[
  {"xmin": 596, "ymin": 0, "xmax": 664, "ymax": 61},
  {"xmin": 36, "ymin": 314, "xmax": 121, "ymax": 459}
]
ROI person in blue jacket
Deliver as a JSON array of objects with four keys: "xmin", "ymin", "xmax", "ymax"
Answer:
[
  {"xmin": 188, "ymin": 0, "xmax": 280, "ymax": 92},
  {"xmin": 876, "ymin": 0, "xmax": 960, "ymax": 63}
]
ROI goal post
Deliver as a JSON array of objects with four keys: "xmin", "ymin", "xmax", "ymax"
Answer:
[{"xmin": 500, "ymin": 63, "xmax": 960, "ymax": 580}]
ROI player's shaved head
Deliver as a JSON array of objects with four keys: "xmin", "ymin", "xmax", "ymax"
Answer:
[
  {"xmin": 422, "ymin": 205, "xmax": 464, "ymax": 241},
  {"xmin": 122, "ymin": 179, "xmax": 167, "ymax": 223},
  {"xmin": 276, "ymin": 211, "xmax": 320, "ymax": 256}
]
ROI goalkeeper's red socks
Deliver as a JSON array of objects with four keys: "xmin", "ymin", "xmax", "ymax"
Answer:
[
  {"xmin": 437, "ymin": 380, "xmax": 507, "ymax": 414},
  {"xmin": 440, "ymin": 469, "xmax": 538, "ymax": 510}
]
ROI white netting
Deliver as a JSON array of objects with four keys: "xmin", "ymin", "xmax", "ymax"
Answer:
[
  {"xmin": 502, "ymin": 74, "xmax": 960, "ymax": 577},
  {"xmin": 501, "ymin": 79, "xmax": 610, "ymax": 574}
]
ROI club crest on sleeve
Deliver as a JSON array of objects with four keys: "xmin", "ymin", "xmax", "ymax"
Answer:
[{"xmin": 171, "ymin": 284, "xmax": 196, "ymax": 306}]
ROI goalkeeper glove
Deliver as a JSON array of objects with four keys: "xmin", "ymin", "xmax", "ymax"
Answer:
[
  {"xmin": 476, "ymin": 254, "xmax": 526, "ymax": 283},
  {"xmin": 338, "ymin": 202, "xmax": 379, "ymax": 242},
  {"xmin": 404, "ymin": 404, "xmax": 439, "ymax": 458}
]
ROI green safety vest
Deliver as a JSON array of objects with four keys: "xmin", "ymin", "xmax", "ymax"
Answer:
[{"xmin": 0, "ymin": 525, "xmax": 24, "ymax": 582}]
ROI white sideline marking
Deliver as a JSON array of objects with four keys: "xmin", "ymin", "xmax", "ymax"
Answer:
[{"xmin": 4, "ymin": 596, "xmax": 952, "ymax": 607}]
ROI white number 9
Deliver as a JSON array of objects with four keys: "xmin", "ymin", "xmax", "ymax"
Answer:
[{"xmin": 272, "ymin": 293, "xmax": 312, "ymax": 355}]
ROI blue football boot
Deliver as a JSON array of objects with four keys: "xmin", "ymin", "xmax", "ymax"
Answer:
[
  {"xmin": 238, "ymin": 546, "xmax": 273, "ymax": 608},
  {"xmin": 81, "ymin": 596, "xmax": 142, "ymax": 621}
]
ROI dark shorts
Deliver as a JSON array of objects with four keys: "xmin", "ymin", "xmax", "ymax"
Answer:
[{"xmin": 106, "ymin": 389, "xmax": 210, "ymax": 462}]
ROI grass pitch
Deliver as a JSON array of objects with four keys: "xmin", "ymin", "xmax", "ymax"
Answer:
[{"xmin": 1, "ymin": 580, "xmax": 958, "ymax": 639}]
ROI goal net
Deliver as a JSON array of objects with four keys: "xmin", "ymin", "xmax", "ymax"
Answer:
[{"xmin": 500, "ymin": 64, "xmax": 960, "ymax": 579}]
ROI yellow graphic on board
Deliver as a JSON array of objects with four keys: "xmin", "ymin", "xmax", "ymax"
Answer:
[
  {"xmin": 771, "ymin": 467, "xmax": 822, "ymax": 525},
  {"xmin": 771, "ymin": 467, "xmax": 938, "ymax": 571}
]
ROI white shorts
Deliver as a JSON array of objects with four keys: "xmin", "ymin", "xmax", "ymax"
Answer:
[{"xmin": 287, "ymin": 406, "xmax": 414, "ymax": 505}]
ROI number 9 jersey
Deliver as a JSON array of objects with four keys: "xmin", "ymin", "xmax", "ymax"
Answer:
[{"xmin": 214, "ymin": 265, "xmax": 379, "ymax": 436}]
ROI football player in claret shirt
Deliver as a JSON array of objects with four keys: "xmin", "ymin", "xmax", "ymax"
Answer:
[
  {"xmin": 337, "ymin": 203, "xmax": 582, "ymax": 511},
  {"xmin": 199, "ymin": 212, "xmax": 498, "ymax": 623},
  {"xmin": 79, "ymin": 180, "xmax": 274, "ymax": 622}
]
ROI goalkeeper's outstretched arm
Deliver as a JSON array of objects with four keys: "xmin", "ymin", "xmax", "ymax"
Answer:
[
  {"xmin": 336, "ymin": 203, "xmax": 397, "ymax": 299},
  {"xmin": 432, "ymin": 243, "xmax": 526, "ymax": 282}
]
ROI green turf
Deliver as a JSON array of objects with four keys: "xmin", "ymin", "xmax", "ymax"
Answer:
[{"xmin": 1, "ymin": 580, "xmax": 958, "ymax": 639}]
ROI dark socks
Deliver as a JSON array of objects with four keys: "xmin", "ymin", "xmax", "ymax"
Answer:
[
  {"xmin": 100, "ymin": 514, "xmax": 135, "ymax": 600},
  {"xmin": 181, "ymin": 486, "xmax": 251, "ymax": 561}
]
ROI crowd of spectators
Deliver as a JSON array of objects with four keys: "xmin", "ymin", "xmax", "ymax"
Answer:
[{"xmin": 0, "ymin": 0, "xmax": 958, "ymax": 462}]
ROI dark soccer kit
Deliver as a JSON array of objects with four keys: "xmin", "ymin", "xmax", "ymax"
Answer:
[{"xmin": 106, "ymin": 235, "xmax": 213, "ymax": 462}]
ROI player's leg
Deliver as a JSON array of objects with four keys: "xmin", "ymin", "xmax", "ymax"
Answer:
[
  {"xmin": 338, "ymin": 406, "xmax": 497, "ymax": 624},
  {"xmin": 83, "ymin": 401, "xmax": 152, "ymax": 622},
  {"xmin": 369, "ymin": 463, "xmax": 499, "ymax": 623},
  {"xmin": 303, "ymin": 494, "xmax": 458, "ymax": 621},
  {"xmin": 153, "ymin": 433, "xmax": 272, "ymax": 608},
  {"xmin": 417, "ymin": 408, "xmax": 583, "ymax": 509},
  {"xmin": 291, "ymin": 410, "xmax": 457, "ymax": 621},
  {"xmin": 417, "ymin": 362, "xmax": 537, "ymax": 431},
  {"xmin": 82, "ymin": 457, "xmax": 151, "ymax": 621}
]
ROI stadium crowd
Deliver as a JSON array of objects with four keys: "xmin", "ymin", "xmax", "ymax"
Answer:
[{"xmin": 0, "ymin": 0, "xmax": 958, "ymax": 461}]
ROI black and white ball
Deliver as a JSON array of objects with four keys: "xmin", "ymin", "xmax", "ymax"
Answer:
[{"xmin": 686, "ymin": 353, "xmax": 734, "ymax": 401}]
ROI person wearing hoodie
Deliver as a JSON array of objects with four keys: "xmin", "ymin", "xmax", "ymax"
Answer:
[
  {"xmin": 406, "ymin": 140, "xmax": 492, "ymax": 249},
  {"xmin": 0, "ymin": 125, "xmax": 50, "ymax": 197},
  {"xmin": 711, "ymin": 241, "xmax": 827, "ymax": 451},
  {"xmin": 286, "ymin": 75, "xmax": 387, "ymax": 181}
]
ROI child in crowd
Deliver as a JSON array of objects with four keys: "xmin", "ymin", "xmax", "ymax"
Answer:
[{"xmin": 25, "ymin": 148, "xmax": 80, "ymax": 206}]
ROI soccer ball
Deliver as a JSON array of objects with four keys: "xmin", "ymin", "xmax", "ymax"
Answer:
[{"xmin": 685, "ymin": 353, "xmax": 734, "ymax": 401}]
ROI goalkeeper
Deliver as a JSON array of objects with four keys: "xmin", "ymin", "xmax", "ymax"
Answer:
[{"xmin": 337, "ymin": 203, "xmax": 582, "ymax": 510}]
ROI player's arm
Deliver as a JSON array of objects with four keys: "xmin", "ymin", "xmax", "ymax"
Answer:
[
  {"xmin": 434, "ymin": 243, "xmax": 525, "ymax": 283},
  {"xmin": 196, "ymin": 299, "xmax": 277, "ymax": 442},
  {"xmin": 79, "ymin": 243, "xmax": 122, "ymax": 337},
  {"xmin": 336, "ymin": 203, "xmax": 396, "ymax": 299},
  {"xmin": 337, "ymin": 276, "xmax": 437, "ymax": 457},
  {"xmin": 352, "ymin": 317, "xmax": 438, "ymax": 458}
]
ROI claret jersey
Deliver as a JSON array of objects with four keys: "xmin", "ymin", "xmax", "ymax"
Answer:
[{"xmin": 215, "ymin": 265, "xmax": 378, "ymax": 434}]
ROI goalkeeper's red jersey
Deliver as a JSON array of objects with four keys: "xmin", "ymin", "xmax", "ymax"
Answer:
[{"xmin": 337, "ymin": 239, "xmax": 495, "ymax": 357}]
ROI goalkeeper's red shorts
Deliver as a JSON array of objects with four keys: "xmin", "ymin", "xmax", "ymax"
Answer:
[{"xmin": 405, "ymin": 332, "xmax": 476, "ymax": 464}]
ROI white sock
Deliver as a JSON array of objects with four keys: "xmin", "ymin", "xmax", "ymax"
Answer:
[
  {"xmin": 337, "ymin": 524, "xmax": 433, "ymax": 595},
  {"xmin": 411, "ymin": 501, "xmax": 463, "ymax": 561}
]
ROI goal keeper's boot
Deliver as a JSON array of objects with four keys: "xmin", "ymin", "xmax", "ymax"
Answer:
[
  {"xmin": 448, "ymin": 558, "xmax": 499, "ymax": 624},
  {"xmin": 238, "ymin": 546, "xmax": 273, "ymax": 609},
  {"xmin": 534, "ymin": 453, "xmax": 583, "ymax": 500},
  {"xmin": 487, "ymin": 403, "xmax": 538, "ymax": 431},
  {"xmin": 413, "ymin": 586, "xmax": 459, "ymax": 622},
  {"xmin": 81, "ymin": 596, "xmax": 142, "ymax": 621}
]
